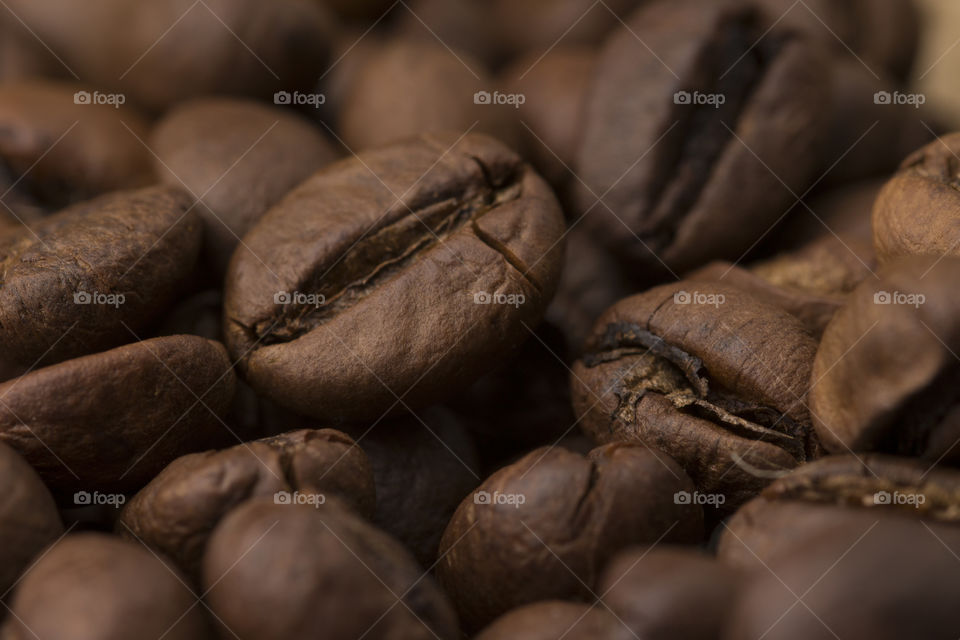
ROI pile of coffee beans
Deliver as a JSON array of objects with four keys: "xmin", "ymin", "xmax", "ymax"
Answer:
[{"xmin": 1, "ymin": 0, "xmax": 959, "ymax": 638}]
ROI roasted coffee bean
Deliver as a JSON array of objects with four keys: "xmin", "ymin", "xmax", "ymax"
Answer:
[
  {"xmin": 0, "ymin": 335, "xmax": 235, "ymax": 494},
  {"xmin": 339, "ymin": 39, "xmax": 517, "ymax": 151},
  {"xmin": 0, "ymin": 441, "xmax": 63, "ymax": 595},
  {"xmin": 3, "ymin": 0, "xmax": 334, "ymax": 111},
  {"xmin": 203, "ymin": 498, "xmax": 459, "ymax": 640},
  {"xmin": 397, "ymin": 0, "xmax": 506, "ymax": 69},
  {"xmin": 436, "ymin": 443, "xmax": 702, "ymax": 632},
  {"xmin": 475, "ymin": 601, "xmax": 632, "ymax": 640},
  {"xmin": 322, "ymin": 0, "xmax": 395, "ymax": 22},
  {"xmin": 343, "ymin": 408, "xmax": 479, "ymax": 567},
  {"xmin": 810, "ymin": 258, "xmax": 960, "ymax": 461},
  {"xmin": 717, "ymin": 454, "xmax": 960, "ymax": 571},
  {"xmin": 151, "ymin": 98, "xmax": 339, "ymax": 274},
  {"xmin": 0, "ymin": 533, "xmax": 211, "ymax": 640},
  {"xmin": 119, "ymin": 428, "xmax": 374, "ymax": 580},
  {"xmin": 576, "ymin": 0, "xmax": 828, "ymax": 273},
  {"xmin": 600, "ymin": 546, "xmax": 745, "ymax": 640},
  {"xmin": 873, "ymin": 133, "xmax": 960, "ymax": 263},
  {"xmin": 723, "ymin": 518, "xmax": 960, "ymax": 640},
  {"xmin": 572, "ymin": 281, "xmax": 821, "ymax": 510},
  {"xmin": 224, "ymin": 133, "xmax": 566, "ymax": 422},
  {"xmin": 0, "ymin": 81, "xmax": 153, "ymax": 212},
  {"xmin": 500, "ymin": 46, "xmax": 596, "ymax": 191},
  {"xmin": 0, "ymin": 187, "xmax": 201, "ymax": 366}
]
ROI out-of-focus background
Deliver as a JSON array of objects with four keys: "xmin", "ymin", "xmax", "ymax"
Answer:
[{"xmin": 916, "ymin": 0, "xmax": 960, "ymax": 127}]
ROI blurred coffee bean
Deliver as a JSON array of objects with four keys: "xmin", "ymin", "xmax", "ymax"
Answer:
[
  {"xmin": 203, "ymin": 499, "xmax": 459, "ymax": 639},
  {"xmin": 339, "ymin": 38, "xmax": 517, "ymax": 151},
  {"xmin": 1, "ymin": 533, "xmax": 211, "ymax": 640},
  {"xmin": 224, "ymin": 133, "xmax": 565, "ymax": 422},
  {"xmin": 119, "ymin": 428, "xmax": 374, "ymax": 581},
  {"xmin": 0, "ymin": 442, "xmax": 63, "ymax": 596},
  {"xmin": 151, "ymin": 98, "xmax": 339, "ymax": 274},
  {"xmin": 572, "ymin": 282, "xmax": 822, "ymax": 510},
  {"xmin": 3, "ymin": 0, "xmax": 335, "ymax": 111},
  {"xmin": 0, "ymin": 335, "xmax": 235, "ymax": 494},
  {"xmin": 475, "ymin": 601, "xmax": 633, "ymax": 640},
  {"xmin": 810, "ymin": 258, "xmax": 960, "ymax": 461},
  {"xmin": 576, "ymin": 0, "xmax": 829, "ymax": 274},
  {"xmin": 436, "ymin": 443, "xmax": 702, "ymax": 632},
  {"xmin": 397, "ymin": 0, "xmax": 506, "ymax": 69}
]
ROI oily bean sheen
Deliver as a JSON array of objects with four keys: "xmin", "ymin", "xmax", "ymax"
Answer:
[
  {"xmin": 810, "ymin": 258, "xmax": 960, "ymax": 461},
  {"xmin": 0, "ymin": 81, "xmax": 153, "ymax": 210},
  {"xmin": 717, "ymin": 455, "xmax": 960, "ymax": 572},
  {"xmin": 151, "ymin": 98, "xmax": 339, "ymax": 274},
  {"xmin": 576, "ymin": 0, "xmax": 828, "ymax": 273},
  {"xmin": 475, "ymin": 601, "xmax": 633, "ymax": 640},
  {"xmin": 0, "ymin": 186, "xmax": 201, "ymax": 366},
  {"xmin": 873, "ymin": 133, "xmax": 960, "ymax": 264},
  {"xmin": 119, "ymin": 428, "xmax": 374, "ymax": 581},
  {"xmin": 0, "ymin": 534, "xmax": 211, "ymax": 640},
  {"xmin": 224, "ymin": 133, "xmax": 566, "ymax": 422},
  {"xmin": 203, "ymin": 499, "xmax": 459, "ymax": 640},
  {"xmin": 572, "ymin": 282, "xmax": 822, "ymax": 509},
  {"xmin": 0, "ymin": 441, "xmax": 63, "ymax": 596},
  {"xmin": 0, "ymin": 335, "xmax": 235, "ymax": 494},
  {"xmin": 436, "ymin": 443, "xmax": 702, "ymax": 632}
]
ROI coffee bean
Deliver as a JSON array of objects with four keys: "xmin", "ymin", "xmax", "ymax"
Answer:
[
  {"xmin": 203, "ymin": 498, "xmax": 459, "ymax": 639},
  {"xmin": 3, "ymin": 0, "xmax": 334, "ymax": 111},
  {"xmin": 118, "ymin": 428, "xmax": 374, "ymax": 580},
  {"xmin": 151, "ymin": 98, "xmax": 339, "ymax": 274},
  {"xmin": 436, "ymin": 443, "xmax": 702, "ymax": 632},
  {"xmin": 339, "ymin": 38, "xmax": 517, "ymax": 151},
  {"xmin": 397, "ymin": 0, "xmax": 506, "ymax": 69},
  {"xmin": 873, "ymin": 134, "xmax": 960, "ymax": 263},
  {"xmin": 475, "ymin": 601, "xmax": 633, "ymax": 640},
  {"xmin": 0, "ymin": 81, "xmax": 153, "ymax": 212},
  {"xmin": 1, "ymin": 533, "xmax": 211, "ymax": 640},
  {"xmin": 0, "ymin": 186, "xmax": 201, "ymax": 366},
  {"xmin": 572, "ymin": 281, "xmax": 821, "ymax": 509},
  {"xmin": 492, "ymin": 0, "xmax": 645, "ymax": 55},
  {"xmin": 810, "ymin": 258, "xmax": 960, "ymax": 460},
  {"xmin": 576, "ymin": 0, "xmax": 829, "ymax": 273},
  {"xmin": 0, "ymin": 335, "xmax": 235, "ymax": 494},
  {"xmin": 600, "ymin": 546, "xmax": 745, "ymax": 640},
  {"xmin": 717, "ymin": 454, "xmax": 960, "ymax": 571},
  {"xmin": 0, "ymin": 441, "xmax": 62, "ymax": 595},
  {"xmin": 224, "ymin": 133, "xmax": 566, "ymax": 422}
]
